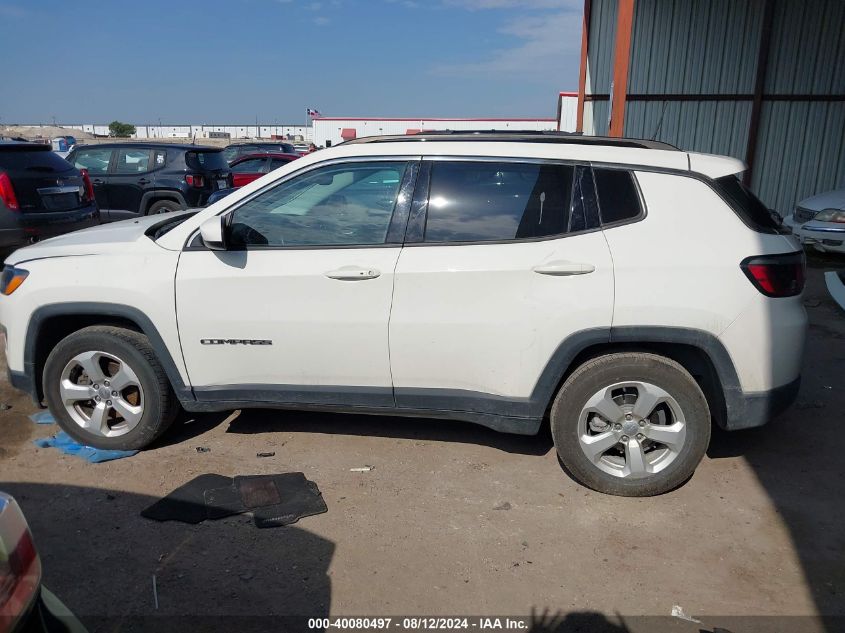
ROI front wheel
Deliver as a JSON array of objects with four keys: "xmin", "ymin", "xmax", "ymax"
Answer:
[
  {"xmin": 551, "ymin": 352, "xmax": 711, "ymax": 497},
  {"xmin": 43, "ymin": 326, "xmax": 179, "ymax": 450}
]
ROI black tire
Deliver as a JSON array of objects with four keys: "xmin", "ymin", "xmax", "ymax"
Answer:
[
  {"xmin": 146, "ymin": 199, "xmax": 182, "ymax": 215},
  {"xmin": 43, "ymin": 326, "xmax": 179, "ymax": 450},
  {"xmin": 551, "ymin": 352, "xmax": 710, "ymax": 497}
]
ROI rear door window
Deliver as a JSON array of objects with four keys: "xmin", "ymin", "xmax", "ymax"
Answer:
[
  {"xmin": 422, "ymin": 161, "xmax": 575, "ymax": 243},
  {"xmin": 72, "ymin": 148, "xmax": 113, "ymax": 175},
  {"xmin": 114, "ymin": 149, "xmax": 151, "ymax": 174},
  {"xmin": 232, "ymin": 158, "xmax": 267, "ymax": 173},
  {"xmin": 593, "ymin": 168, "xmax": 643, "ymax": 225}
]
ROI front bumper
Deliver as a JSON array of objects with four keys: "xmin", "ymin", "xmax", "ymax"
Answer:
[{"xmin": 783, "ymin": 214, "xmax": 845, "ymax": 254}]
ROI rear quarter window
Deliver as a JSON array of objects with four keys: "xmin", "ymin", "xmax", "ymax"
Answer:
[
  {"xmin": 186, "ymin": 151, "xmax": 228, "ymax": 171},
  {"xmin": 593, "ymin": 168, "xmax": 642, "ymax": 225}
]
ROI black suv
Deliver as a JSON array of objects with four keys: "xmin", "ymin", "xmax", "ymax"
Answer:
[
  {"xmin": 222, "ymin": 141, "xmax": 298, "ymax": 164},
  {"xmin": 0, "ymin": 141, "xmax": 99, "ymax": 259},
  {"xmin": 66, "ymin": 143, "xmax": 232, "ymax": 221}
]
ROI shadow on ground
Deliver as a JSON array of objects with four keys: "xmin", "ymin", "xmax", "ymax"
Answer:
[
  {"xmin": 707, "ymin": 255, "xmax": 845, "ymax": 624},
  {"xmin": 0, "ymin": 482, "xmax": 334, "ymax": 633},
  {"xmin": 226, "ymin": 407, "xmax": 555, "ymax": 457}
]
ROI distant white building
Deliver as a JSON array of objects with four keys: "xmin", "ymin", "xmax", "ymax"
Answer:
[
  {"xmin": 311, "ymin": 113, "xmax": 570, "ymax": 148},
  {"xmin": 62, "ymin": 124, "xmax": 312, "ymax": 141}
]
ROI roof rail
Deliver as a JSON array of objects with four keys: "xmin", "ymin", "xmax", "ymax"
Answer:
[{"xmin": 344, "ymin": 130, "xmax": 679, "ymax": 151}]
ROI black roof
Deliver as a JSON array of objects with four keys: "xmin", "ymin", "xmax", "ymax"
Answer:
[
  {"xmin": 70, "ymin": 142, "xmax": 221, "ymax": 151},
  {"xmin": 345, "ymin": 130, "xmax": 679, "ymax": 151}
]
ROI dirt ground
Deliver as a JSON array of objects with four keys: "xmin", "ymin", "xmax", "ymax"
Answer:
[{"xmin": 1, "ymin": 255, "xmax": 843, "ymax": 633}]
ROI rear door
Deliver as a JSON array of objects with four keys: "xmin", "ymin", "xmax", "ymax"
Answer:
[
  {"xmin": 107, "ymin": 148, "xmax": 153, "ymax": 220},
  {"xmin": 389, "ymin": 159, "xmax": 614, "ymax": 419},
  {"xmin": 69, "ymin": 147, "xmax": 113, "ymax": 212}
]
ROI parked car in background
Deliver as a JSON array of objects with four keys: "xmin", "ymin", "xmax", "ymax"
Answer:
[
  {"xmin": 0, "ymin": 132, "xmax": 806, "ymax": 497},
  {"xmin": 66, "ymin": 143, "xmax": 231, "ymax": 221},
  {"xmin": 292, "ymin": 143, "xmax": 310, "ymax": 155},
  {"xmin": 0, "ymin": 491, "xmax": 88, "ymax": 632},
  {"xmin": 0, "ymin": 141, "xmax": 99, "ymax": 260},
  {"xmin": 229, "ymin": 152, "xmax": 300, "ymax": 187},
  {"xmin": 783, "ymin": 187, "xmax": 845, "ymax": 255},
  {"xmin": 222, "ymin": 142, "xmax": 297, "ymax": 164}
]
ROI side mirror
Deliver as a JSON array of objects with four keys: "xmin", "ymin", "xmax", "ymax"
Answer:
[
  {"xmin": 199, "ymin": 215, "xmax": 226, "ymax": 250},
  {"xmin": 769, "ymin": 209, "xmax": 783, "ymax": 227}
]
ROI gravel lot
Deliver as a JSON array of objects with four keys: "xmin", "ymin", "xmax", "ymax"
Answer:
[{"xmin": 1, "ymin": 255, "xmax": 843, "ymax": 633}]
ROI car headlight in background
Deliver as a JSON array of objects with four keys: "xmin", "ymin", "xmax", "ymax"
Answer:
[
  {"xmin": 0, "ymin": 266, "xmax": 28, "ymax": 296},
  {"xmin": 814, "ymin": 208, "xmax": 845, "ymax": 223}
]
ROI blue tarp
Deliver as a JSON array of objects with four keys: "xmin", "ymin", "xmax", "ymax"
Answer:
[
  {"xmin": 29, "ymin": 411, "xmax": 56, "ymax": 425},
  {"xmin": 33, "ymin": 431, "xmax": 138, "ymax": 463}
]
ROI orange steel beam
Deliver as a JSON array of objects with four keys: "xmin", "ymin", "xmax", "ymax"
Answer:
[
  {"xmin": 575, "ymin": 0, "xmax": 592, "ymax": 133},
  {"xmin": 609, "ymin": 0, "xmax": 635, "ymax": 137}
]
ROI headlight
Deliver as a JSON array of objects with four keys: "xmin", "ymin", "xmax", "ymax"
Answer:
[
  {"xmin": 0, "ymin": 266, "xmax": 28, "ymax": 296},
  {"xmin": 814, "ymin": 208, "xmax": 845, "ymax": 223}
]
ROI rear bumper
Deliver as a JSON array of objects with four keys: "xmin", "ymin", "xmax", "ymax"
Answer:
[
  {"xmin": 723, "ymin": 376, "xmax": 801, "ymax": 430},
  {"xmin": 0, "ymin": 205, "xmax": 100, "ymax": 250}
]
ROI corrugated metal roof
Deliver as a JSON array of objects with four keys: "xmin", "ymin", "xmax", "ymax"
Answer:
[
  {"xmin": 752, "ymin": 100, "xmax": 845, "ymax": 213},
  {"xmin": 584, "ymin": 0, "xmax": 845, "ymax": 212},
  {"xmin": 627, "ymin": 0, "xmax": 761, "ymax": 94},
  {"xmin": 766, "ymin": 0, "xmax": 845, "ymax": 95},
  {"xmin": 587, "ymin": 0, "xmax": 618, "ymax": 95}
]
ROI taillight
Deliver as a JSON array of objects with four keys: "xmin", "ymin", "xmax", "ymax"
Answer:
[
  {"xmin": 0, "ymin": 173, "xmax": 18, "ymax": 211},
  {"xmin": 185, "ymin": 174, "xmax": 204, "ymax": 188},
  {"xmin": 80, "ymin": 168, "xmax": 95, "ymax": 203},
  {"xmin": 741, "ymin": 252, "xmax": 805, "ymax": 298},
  {"xmin": 0, "ymin": 494, "xmax": 41, "ymax": 632}
]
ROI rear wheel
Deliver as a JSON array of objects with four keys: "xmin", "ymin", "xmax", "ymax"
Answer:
[
  {"xmin": 551, "ymin": 352, "xmax": 710, "ymax": 496},
  {"xmin": 146, "ymin": 199, "xmax": 181, "ymax": 215},
  {"xmin": 43, "ymin": 326, "xmax": 179, "ymax": 450}
]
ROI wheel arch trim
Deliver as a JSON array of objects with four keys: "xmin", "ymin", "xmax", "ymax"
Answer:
[{"xmin": 23, "ymin": 302, "xmax": 193, "ymax": 403}]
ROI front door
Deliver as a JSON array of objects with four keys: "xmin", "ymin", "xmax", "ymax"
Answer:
[
  {"xmin": 176, "ymin": 158, "xmax": 416, "ymax": 408},
  {"xmin": 107, "ymin": 148, "xmax": 153, "ymax": 219},
  {"xmin": 70, "ymin": 147, "xmax": 113, "ymax": 214}
]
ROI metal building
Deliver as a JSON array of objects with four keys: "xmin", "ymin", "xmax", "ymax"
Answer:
[{"xmin": 577, "ymin": 0, "xmax": 845, "ymax": 214}]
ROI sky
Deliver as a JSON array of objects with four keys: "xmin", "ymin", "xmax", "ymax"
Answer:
[{"xmin": 0, "ymin": 0, "xmax": 582, "ymax": 124}]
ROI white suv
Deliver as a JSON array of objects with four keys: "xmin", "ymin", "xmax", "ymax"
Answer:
[{"xmin": 0, "ymin": 133, "xmax": 807, "ymax": 496}]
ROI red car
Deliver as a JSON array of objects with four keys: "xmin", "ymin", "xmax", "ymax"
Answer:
[{"xmin": 229, "ymin": 152, "xmax": 300, "ymax": 187}]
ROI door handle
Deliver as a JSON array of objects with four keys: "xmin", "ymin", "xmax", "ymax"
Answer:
[
  {"xmin": 324, "ymin": 267, "xmax": 381, "ymax": 281},
  {"xmin": 533, "ymin": 262, "xmax": 596, "ymax": 276},
  {"xmin": 92, "ymin": 179, "xmax": 104, "ymax": 185},
  {"xmin": 138, "ymin": 178, "xmax": 151, "ymax": 185}
]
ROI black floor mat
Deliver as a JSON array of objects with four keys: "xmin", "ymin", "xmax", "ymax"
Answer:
[{"xmin": 141, "ymin": 472, "xmax": 327, "ymax": 528}]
